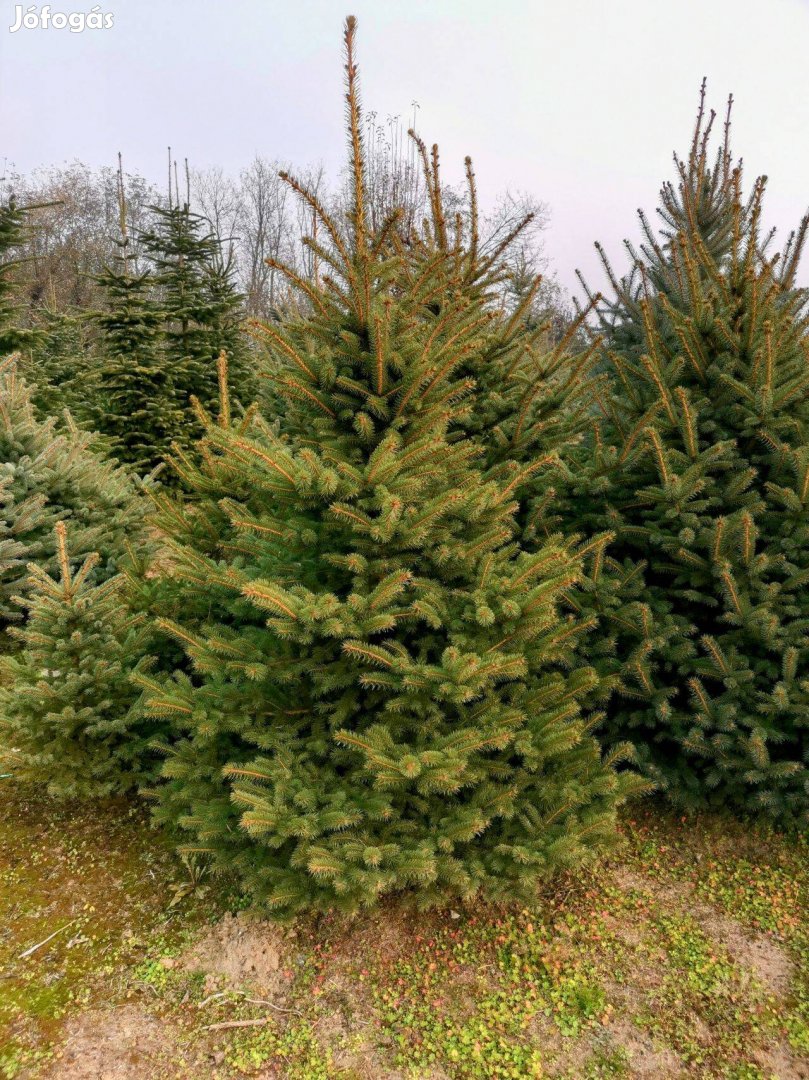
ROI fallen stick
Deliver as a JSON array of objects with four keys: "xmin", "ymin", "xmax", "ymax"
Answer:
[
  {"xmin": 198, "ymin": 991, "xmax": 301, "ymax": 1016},
  {"xmin": 19, "ymin": 919, "xmax": 78, "ymax": 960},
  {"xmin": 197, "ymin": 991, "xmax": 230, "ymax": 1009},
  {"xmin": 203, "ymin": 1016, "xmax": 273, "ymax": 1032}
]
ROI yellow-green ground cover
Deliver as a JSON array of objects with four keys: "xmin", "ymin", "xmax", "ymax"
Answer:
[{"xmin": 1, "ymin": 779, "xmax": 807, "ymax": 1079}]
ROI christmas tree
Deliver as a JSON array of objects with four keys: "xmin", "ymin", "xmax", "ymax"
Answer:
[
  {"xmin": 137, "ymin": 166, "xmax": 254, "ymax": 446},
  {"xmin": 394, "ymin": 135, "xmax": 630, "ymax": 727},
  {"xmin": 580, "ymin": 82, "xmax": 740, "ymax": 369},
  {"xmin": 0, "ymin": 358, "xmax": 148, "ymax": 640},
  {"xmin": 0, "ymin": 522, "xmax": 154, "ymax": 796},
  {"xmin": 398, "ymin": 140, "xmax": 604, "ymax": 523},
  {"xmin": 581, "ymin": 91, "xmax": 809, "ymax": 822},
  {"xmin": 140, "ymin": 18, "xmax": 640, "ymax": 915},
  {"xmin": 0, "ymin": 194, "xmax": 39, "ymax": 355},
  {"xmin": 23, "ymin": 307, "xmax": 98, "ymax": 421},
  {"xmin": 91, "ymin": 158, "xmax": 181, "ymax": 472}
]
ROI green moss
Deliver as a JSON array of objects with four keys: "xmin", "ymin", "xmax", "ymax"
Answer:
[{"xmin": 0, "ymin": 780, "xmax": 213, "ymax": 1072}]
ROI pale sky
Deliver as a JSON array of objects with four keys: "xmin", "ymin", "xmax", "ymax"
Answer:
[{"xmin": 2, "ymin": 0, "xmax": 809, "ymax": 294}]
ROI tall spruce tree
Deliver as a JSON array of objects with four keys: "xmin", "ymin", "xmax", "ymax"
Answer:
[
  {"xmin": 91, "ymin": 159, "xmax": 180, "ymax": 472},
  {"xmin": 577, "ymin": 82, "xmax": 740, "ymax": 368},
  {"xmin": 398, "ymin": 141, "xmax": 604, "ymax": 521},
  {"xmin": 0, "ymin": 522, "xmax": 155, "ymax": 796},
  {"xmin": 394, "ymin": 138, "xmax": 635, "ymax": 726},
  {"xmin": 579, "ymin": 92, "xmax": 809, "ymax": 823},
  {"xmin": 139, "ymin": 18, "xmax": 640, "ymax": 916},
  {"xmin": 138, "ymin": 169, "xmax": 254, "ymax": 442}
]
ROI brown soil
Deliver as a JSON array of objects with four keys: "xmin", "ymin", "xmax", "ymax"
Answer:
[
  {"xmin": 40, "ymin": 1006, "xmax": 180, "ymax": 1080},
  {"xmin": 21, "ymin": 862, "xmax": 808, "ymax": 1080},
  {"xmin": 602, "ymin": 1019, "xmax": 685, "ymax": 1078},
  {"xmin": 177, "ymin": 911, "xmax": 290, "ymax": 999}
]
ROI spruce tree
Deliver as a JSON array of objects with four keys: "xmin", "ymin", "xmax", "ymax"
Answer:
[
  {"xmin": 402, "ymin": 144, "xmax": 603, "ymax": 511},
  {"xmin": 139, "ymin": 18, "xmax": 640, "ymax": 916},
  {"xmin": 0, "ymin": 522, "xmax": 154, "ymax": 796},
  {"xmin": 137, "ymin": 175, "xmax": 254, "ymax": 444},
  {"xmin": 581, "ymin": 92, "xmax": 809, "ymax": 823},
  {"xmin": 0, "ymin": 195, "xmax": 38, "ymax": 355},
  {"xmin": 577, "ymin": 82, "xmax": 739, "ymax": 370},
  {"xmin": 23, "ymin": 307, "xmax": 97, "ymax": 421},
  {"xmin": 395, "ymin": 139, "xmax": 634, "ymax": 724},
  {"xmin": 91, "ymin": 160, "xmax": 181, "ymax": 472},
  {"xmin": 0, "ymin": 358, "xmax": 148, "ymax": 640}
]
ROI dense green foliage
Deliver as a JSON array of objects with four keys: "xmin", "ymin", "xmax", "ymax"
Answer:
[
  {"xmin": 137, "ymin": 200, "xmax": 254, "ymax": 426},
  {"xmin": 86, "ymin": 168, "xmax": 256, "ymax": 473},
  {"xmin": 22, "ymin": 308, "xmax": 98, "ymax": 420},
  {"xmin": 0, "ymin": 522, "xmax": 154, "ymax": 796},
  {"xmin": 402, "ymin": 140, "xmax": 633, "ymax": 721},
  {"xmin": 135, "ymin": 20, "xmax": 641, "ymax": 915},
  {"xmin": 90, "ymin": 177, "xmax": 180, "ymax": 472},
  {"xmin": 0, "ymin": 196, "xmax": 39, "ymax": 356},
  {"xmin": 0, "ymin": 30, "xmax": 806, "ymax": 922},
  {"xmin": 0, "ymin": 361, "xmax": 148, "ymax": 637},
  {"xmin": 579, "ymin": 92, "xmax": 809, "ymax": 822}
]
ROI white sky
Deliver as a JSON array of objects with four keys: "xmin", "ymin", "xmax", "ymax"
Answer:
[{"xmin": 2, "ymin": 0, "xmax": 808, "ymax": 294}]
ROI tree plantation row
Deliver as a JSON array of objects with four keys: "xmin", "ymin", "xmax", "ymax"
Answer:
[{"xmin": 0, "ymin": 19, "xmax": 806, "ymax": 917}]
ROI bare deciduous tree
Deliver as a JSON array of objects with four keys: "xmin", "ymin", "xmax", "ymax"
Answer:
[
  {"xmin": 2, "ymin": 141, "xmax": 573, "ymax": 334},
  {"xmin": 2, "ymin": 162, "xmax": 159, "ymax": 314}
]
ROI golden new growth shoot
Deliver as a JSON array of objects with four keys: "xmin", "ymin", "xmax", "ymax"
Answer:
[
  {"xmin": 55, "ymin": 520, "xmax": 71, "ymax": 591},
  {"xmin": 343, "ymin": 16, "xmax": 368, "ymax": 253}
]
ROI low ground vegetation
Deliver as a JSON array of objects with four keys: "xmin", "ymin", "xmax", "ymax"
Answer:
[{"xmin": 1, "ymin": 783, "xmax": 807, "ymax": 1079}]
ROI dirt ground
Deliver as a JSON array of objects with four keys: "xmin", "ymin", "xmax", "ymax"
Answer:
[{"xmin": 2, "ymin": 786, "xmax": 808, "ymax": 1079}]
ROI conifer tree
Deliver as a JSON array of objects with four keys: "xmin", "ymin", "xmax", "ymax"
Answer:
[
  {"xmin": 399, "ymin": 142, "xmax": 603, "ymax": 513},
  {"xmin": 0, "ymin": 192, "xmax": 98, "ymax": 422},
  {"xmin": 0, "ymin": 522, "xmax": 154, "ymax": 796},
  {"xmin": 394, "ymin": 140, "xmax": 636, "ymax": 725},
  {"xmin": 580, "ymin": 92, "xmax": 809, "ymax": 823},
  {"xmin": 140, "ymin": 19, "xmax": 640, "ymax": 915},
  {"xmin": 0, "ymin": 358, "xmax": 148, "ymax": 640},
  {"xmin": 23, "ymin": 307, "xmax": 97, "ymax": 421},
  {"xmin": 137, "ymin": 171, "xmax": 254, "ymax": 442},
  {"xmin": 91, "ymin": 160, "xmax": 180, "ymax": 472},
  {"xmin": 0, "ymin": 195, "xmax": 38, "ymax": 355},
  {"xmin": 578, "ymin": 82, "xmax": 739, "ymax": 368}
]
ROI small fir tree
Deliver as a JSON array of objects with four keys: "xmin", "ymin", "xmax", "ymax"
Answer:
[
  {"xmin": 0, "ymin": 522, "xmax": 154, "ymax": 796},
  {"xmin": 140, "ymin": 18, "xmax": 641, "ymax": 916},
  {"xmin": 0, "ymin": 358, "xmax": 148, "ymax": 639}
]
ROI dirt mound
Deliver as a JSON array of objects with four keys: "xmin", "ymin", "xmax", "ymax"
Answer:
[{"xmin": 178, "ymin": 911, "xmax": 290, "ymax": 998}]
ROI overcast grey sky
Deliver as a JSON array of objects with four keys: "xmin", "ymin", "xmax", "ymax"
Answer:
[{"xmin": 2, "ymin": 0, "xmax": 808, "ymax": 294}]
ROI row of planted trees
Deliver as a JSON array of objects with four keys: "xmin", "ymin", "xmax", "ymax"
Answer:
[
  {"xmin": 2, "ymin": 165, "xmax": 256, "ymax": 472},
  {"xmin": 1, "ymin": 21, "xmax": 807, "ymax": 917}
]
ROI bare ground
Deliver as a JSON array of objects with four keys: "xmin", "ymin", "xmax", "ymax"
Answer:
[{"xmin": 3, "ymin": 789, "xmax": 808, "ymax": 1080}]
